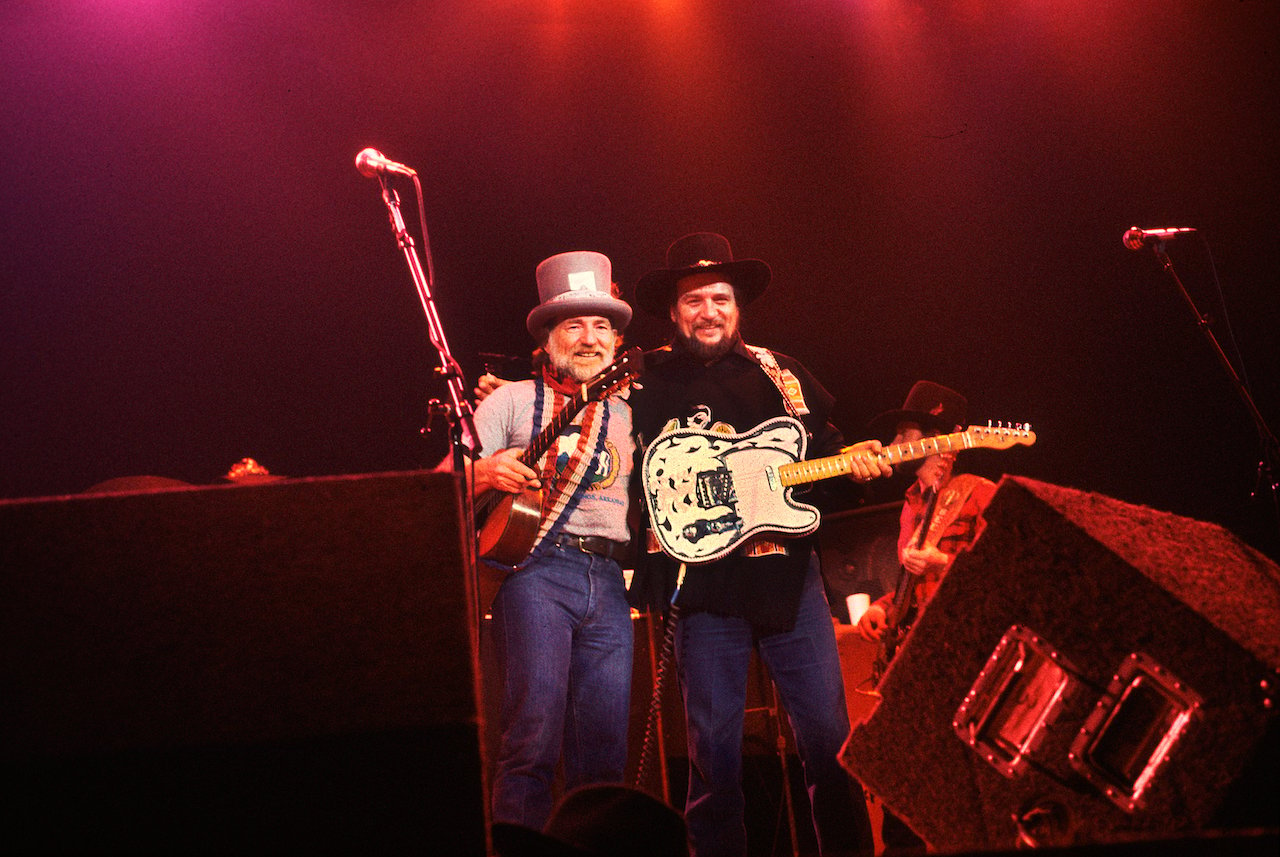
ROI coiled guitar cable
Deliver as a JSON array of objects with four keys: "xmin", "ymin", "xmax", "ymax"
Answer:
[{"xmin": 634, "ymin": 565, "xmax": 687, "ymax": 790}]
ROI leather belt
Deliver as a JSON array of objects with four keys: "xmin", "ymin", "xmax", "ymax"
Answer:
[{"xmin": 551, "ymin": 533, "xmax": 628, "ymax": 562}]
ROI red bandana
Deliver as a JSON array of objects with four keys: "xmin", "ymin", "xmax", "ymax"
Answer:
[{"xmin": 540, "ymin": 364, "xmax": 583, "ymax": 397}]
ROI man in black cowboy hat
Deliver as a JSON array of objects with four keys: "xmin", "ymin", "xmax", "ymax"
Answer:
[
  {"xmin": 469, "ymin": 251, "xmax": 637, "ymax": 833},
  {"xmin": 853, "ymin": 381, "xmax": 997, "ymax": 856},
  {"xmin": 628, "ymin": 232, "xmax": 891, "ymax": 857},
  {"xmin": 854, "ymin": 381, "xmax": 997, "ymax": 644}
]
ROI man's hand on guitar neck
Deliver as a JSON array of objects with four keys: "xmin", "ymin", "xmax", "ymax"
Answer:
[
  {"xmin": 855, "ymin": 544, "xmax": 954, "ymax": 642},
  {"xmin": 844, "ymin": 439, "xmax": 895, "ymax": 482},
  {"xmin": 472, "ymin": 448, "xmax": 541, "ymax": 495}
]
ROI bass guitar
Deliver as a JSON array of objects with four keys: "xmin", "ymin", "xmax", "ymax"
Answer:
[
  {"xmin": 871, "ymin": 472, "xmax": 995, "ymax": 682},
  {"xmin": 476, "ymin": 347, "xmax": 643, "ymax": 566},
  {"xmin": 642, "ymin": 416, "xmax": 1033, "ymax": 564},
  {"xmin": 870, "ymin": 485, "xmax": 940, "ymax": 683}
]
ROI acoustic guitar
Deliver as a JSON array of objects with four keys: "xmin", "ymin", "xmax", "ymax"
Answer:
[{"xmin": 476, "ymin": 347, "xmax": 643, "ymax": 566}]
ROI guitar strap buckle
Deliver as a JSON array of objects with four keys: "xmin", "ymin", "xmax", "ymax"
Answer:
[{"xmin": 746, "ymin": 345, "xmax": 810, "ymax": 417}]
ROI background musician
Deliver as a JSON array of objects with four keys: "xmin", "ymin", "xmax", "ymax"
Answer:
[{"xmin": 854, "ymin": 381, "xmax": 996, "ymax": 854}]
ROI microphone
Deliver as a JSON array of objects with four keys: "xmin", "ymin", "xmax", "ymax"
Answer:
[
  {"xmin": 355, "ymin": 148, "xmax": 417, "ymax": 178},
  {"xmin": 1122, "ymin": 226, "xmax": 1197, "ymax": 250}
]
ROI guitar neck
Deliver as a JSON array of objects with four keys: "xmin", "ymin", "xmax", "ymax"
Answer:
[
  {"xmin": 472, "ymin": 347, "xmax": 642, "ymax": 525},
  {"xmin": 519, "ymin": 389, "xmax": 589, "ymax": 467},
  {"xmin": 885, "ymin": 485, "xmax": 939, "ymax": 627},
  {"xmin": 778, "ymin": 428, "xmax": 982, "ymax": 487},
  {"xmin": 514, "ymin": 346, "xmax": 642, "ymax": 468}
]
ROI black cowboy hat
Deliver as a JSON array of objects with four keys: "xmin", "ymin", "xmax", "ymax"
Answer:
[
  {"xmin": 868, "ymin": 381, "xmax": 968, "ymax": 439},
  {"xmin": 634, "ymin": 232, "xmax": 771, "ymax": 317}
]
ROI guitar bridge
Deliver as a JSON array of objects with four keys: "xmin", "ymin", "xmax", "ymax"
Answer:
[{"xmin": 695, "ymin": 467, "xmax": 737, "ymax": 509}]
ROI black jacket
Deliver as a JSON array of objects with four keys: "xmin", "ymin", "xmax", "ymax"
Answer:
[{"xmin": 627, "ymin": 338, "xmax": 847, "ymax": 632}]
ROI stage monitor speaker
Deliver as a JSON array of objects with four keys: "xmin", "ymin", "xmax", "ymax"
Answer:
[
  {"xmin": 841, "ymin": 476, "xmax": 1280, "ymax": 853},
  {"xmin": 0, "ymin": 471, "xmax": 485, "ymax": 855}
]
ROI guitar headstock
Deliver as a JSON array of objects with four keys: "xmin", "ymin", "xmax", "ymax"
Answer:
[
  {"xmin": 964, "ymin": 422, "xmax": 1036, "ymax": 449},
  {"xmin": 584, "ymin": 346, "xmax": 645, "ymax": 400}
]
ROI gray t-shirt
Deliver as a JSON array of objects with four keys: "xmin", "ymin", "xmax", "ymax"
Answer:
[{"xmin": 474, "ymin": 379, "xmax": 633, "ymax": 546}]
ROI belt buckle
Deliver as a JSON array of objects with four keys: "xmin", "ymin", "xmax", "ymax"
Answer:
[
  {"xmin": 560, "ymin": 533, "xmax": 616, "ymax": 560},
  {"xmin": 557, "ymin": 533, "xmax": 590, "ymax": 555}
]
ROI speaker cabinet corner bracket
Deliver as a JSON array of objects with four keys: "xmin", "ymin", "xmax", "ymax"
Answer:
[
  {"xmin": 953, "ymin": 624, "xmax": 1082, "ymax": 779},
  {"xmin": 1067, "ymin": 652, "xmax": 1203, "ymax": 813}
]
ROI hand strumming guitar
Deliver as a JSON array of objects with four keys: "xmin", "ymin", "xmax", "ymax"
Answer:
[
  {"xmin": 856, "ymin": 541, "xmax": 952, "ymax": 642},
  {"xmin": 855, "ymin": 603, "xmax": 890, "ymax": 642},
  {"xmin": 471, "ymin": 447, "xmax": 541, "ymax": 495}
]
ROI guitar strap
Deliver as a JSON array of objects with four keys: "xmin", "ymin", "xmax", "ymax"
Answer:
[
  {"xmin": 528, "ymin": 375, "xmax": 611, "ymax": 556},
  {"xmin": 905, "ymin": 473, "xmax": 996, "ymax": 601},
  {"xmin": 743, "ymin": 344, "xmax": 808, "ymax": 558},
  {"xmin": 746, "ymin": 345, "xmax": 810, "ymax": 418},
  {"xmin": 920, "ymin": 473, "xmax": 994, "ymax": 549}
]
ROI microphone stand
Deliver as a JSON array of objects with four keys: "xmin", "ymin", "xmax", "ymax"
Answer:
[
  {"xmin": 1149, "ymin": 241, "xmax": 1279, "ymax": 535},
  {"xmin": 370, "ymin": 171, "xmax": 482, "ymax": 619}
]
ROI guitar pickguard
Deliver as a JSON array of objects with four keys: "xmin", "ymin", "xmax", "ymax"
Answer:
[{"xmin": 642, "ymin": 416, "xmax": 819, "ymax": 563}]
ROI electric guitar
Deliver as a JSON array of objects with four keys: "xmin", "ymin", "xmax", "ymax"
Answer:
[
  {"xmin": 476, "ymin": 347, "xmax": 643, "ymax": 567},
  {"xmin": 642, "ymin": 417, "xmax": 1034, "ymax": 564}
]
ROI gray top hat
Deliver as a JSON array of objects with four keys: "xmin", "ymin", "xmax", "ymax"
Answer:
[{"xmin": 526, "ymin": 251, "xmax": 632, "ymax": 337}]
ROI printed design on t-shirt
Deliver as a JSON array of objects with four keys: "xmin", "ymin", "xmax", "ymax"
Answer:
[{"xmin": 554, "ymin": 426, "xmax": 619, "ymax": 490}]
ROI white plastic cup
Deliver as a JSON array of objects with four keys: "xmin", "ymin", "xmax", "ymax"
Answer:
[{"xmin": 847, "ymin": 592, "xmax": 870, "ymax": 624}]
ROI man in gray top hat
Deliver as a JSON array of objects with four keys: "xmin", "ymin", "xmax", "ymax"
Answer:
[{"xmin": 468, "ymin": 251, "xmax": 637, "ymax": 832}]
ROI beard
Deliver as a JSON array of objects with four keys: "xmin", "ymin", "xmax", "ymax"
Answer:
[
  {"xmin": 547, "ymin": 337, "xmax": 615, "ymax": 382},
  {"xmin": 677, "ymin": 322, "xmax": 739, "ymax": 363}
]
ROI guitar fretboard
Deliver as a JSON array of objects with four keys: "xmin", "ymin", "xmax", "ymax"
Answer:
[{"xmin": 776, "ymin": 426, "xmax": 1032, "ymax": 487}]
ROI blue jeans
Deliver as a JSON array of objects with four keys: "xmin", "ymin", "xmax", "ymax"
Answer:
[
  {"xmin": 488, "ymin": 543, "xmax": 634, "ymax": 830},
  {"xmin": 676, "ymin": 555, "xmax": 873, "ymax": 857}
]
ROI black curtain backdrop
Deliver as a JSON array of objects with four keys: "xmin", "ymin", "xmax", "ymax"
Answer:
[{"xmin": 3, "ymin": 0, "xmax": 1277, "ymax": 558}]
